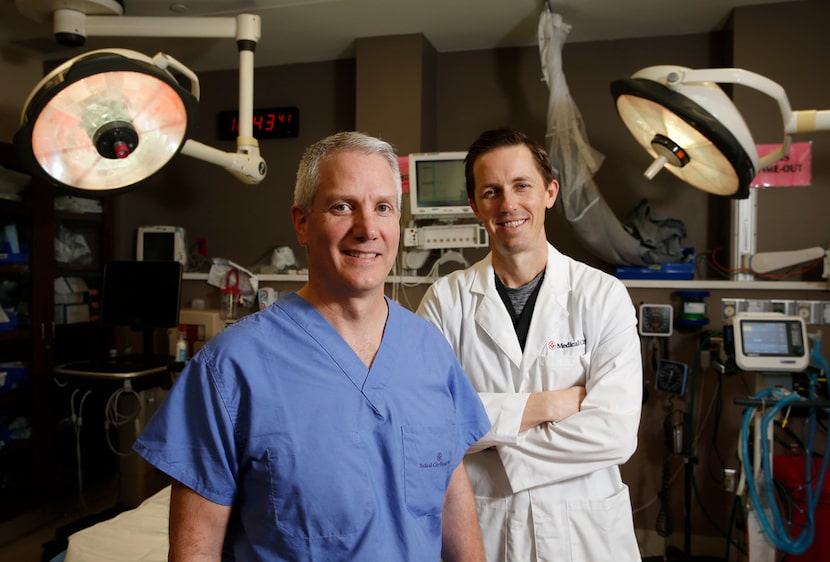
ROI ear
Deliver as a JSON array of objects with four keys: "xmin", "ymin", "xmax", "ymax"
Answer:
[
  {"xmin": 469, "ymin": 197, "xmax": 483, "ymax": 221},
  {"xmin": 291, "ymin": 205, "xmax": 308, "ymax": 246},
  {"xmin": 545, "ymin": 179, "xmax": 560, "ymax": 209}
]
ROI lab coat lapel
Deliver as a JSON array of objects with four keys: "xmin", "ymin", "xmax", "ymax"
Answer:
[
  {"xmin": 471, "ymin": 261, "xmax": 524, "ymax": 368},
  {"xmin": 521, "ymin": 245, "xmax": 571, "ymax": 362}
]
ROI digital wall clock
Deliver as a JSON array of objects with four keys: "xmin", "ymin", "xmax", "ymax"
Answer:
[{"xmin": 216, "ymin": 106, "xmax": 299, "ymax": 140}]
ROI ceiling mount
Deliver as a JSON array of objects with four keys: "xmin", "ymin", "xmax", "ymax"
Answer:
[{"xmin": 15, "ymin": 0, "xmax": 124, "ymax": 24}]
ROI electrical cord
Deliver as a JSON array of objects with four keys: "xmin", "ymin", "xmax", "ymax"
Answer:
[
  {"xmin": 656, "ymin": 411, "xmax": 681, "ymax": 538},
  {"xmin": 685, "ymin": 331, "xmax": 748, "ymax": 556},
  {"xmin": 70, "ymin": 388, "xmax": 92, "ymax": 507},
  {"xmin": 104, "ymin": 381, "xmax": 142, "ymax": 457}
]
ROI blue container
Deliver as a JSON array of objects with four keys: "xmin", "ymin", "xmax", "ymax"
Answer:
[
  {"xmin": 615, "ymin": 248, "xmax": 695, "ymax": 280},
  {"xmin": 0, "ymin": 363, "xmax": 30, "ymax": 396},
  {"xmin": 0, "ymin": 241, "xmax": 29, "ymax": 264}
]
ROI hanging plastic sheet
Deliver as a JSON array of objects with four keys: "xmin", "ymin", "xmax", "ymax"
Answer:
[{"xmin": 538, "ymin": 7, "xmax": 687, "ymax": 265}]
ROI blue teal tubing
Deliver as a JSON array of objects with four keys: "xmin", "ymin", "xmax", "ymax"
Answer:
[{"xmin": 739, "ymin": 343, "xmax": 830, "ymax": 554}]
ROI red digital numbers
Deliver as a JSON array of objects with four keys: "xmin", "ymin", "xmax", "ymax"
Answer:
[{"xmin": 217, "ymin": 107, "xmax": 299, "ymax": 140}]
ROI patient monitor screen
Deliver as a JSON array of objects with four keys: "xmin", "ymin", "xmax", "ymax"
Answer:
[
  {"xmin": 415, "ymin": 159, "xmax": 467, "ymax": 207},
  {"xmin": 733, "ymin": 314, "xmax": 809, "ymax": 372},
  {"xmin": 409, "ymin": 152, "xmax": 473, "ymax": 218}
]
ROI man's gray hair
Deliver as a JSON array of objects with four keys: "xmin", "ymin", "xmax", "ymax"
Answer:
[{"xmin": 294, "ymin": 131, "xmax": 402, "ymax": 212}]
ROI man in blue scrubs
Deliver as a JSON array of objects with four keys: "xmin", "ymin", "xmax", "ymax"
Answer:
[{"xmin": 134, "ymin": 131, "xmax": 491, "ymax": 561}]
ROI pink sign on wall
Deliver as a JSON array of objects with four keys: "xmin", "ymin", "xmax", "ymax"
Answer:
[
  {"xmin": 750, "ymin": 142, "xmax": 812, "ymax": 188},
  {"xmin": 398, "ymin": 156, "xmax": 410, "ymax": 194}
]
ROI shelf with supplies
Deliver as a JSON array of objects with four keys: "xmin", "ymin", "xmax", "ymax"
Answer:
[
  {"xmin": 184, "ymin": 272, "xmax": 828, "ymax": 291},
  {"xmin": 0, "ymin": 141, "xmax": 114, "ymax": 543},
  {"xmin": 183, "ymin": 272, "xmax": 438, "ymax": 284},
  {"xmin": 621, "ymin": 279, "xmax": 828, "ymax": 291}
]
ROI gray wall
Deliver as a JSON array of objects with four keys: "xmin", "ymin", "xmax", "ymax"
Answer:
[{"xmin": 109, "ymin": 58, "xmax": 356, "ymax": 270}]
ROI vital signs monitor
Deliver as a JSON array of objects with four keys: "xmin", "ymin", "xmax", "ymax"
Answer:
[{"xmin": 731, "ymin": 312, "xmax": 810, "ymax": 372}]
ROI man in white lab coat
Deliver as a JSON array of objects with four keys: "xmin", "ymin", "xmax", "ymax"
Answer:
[{"xmin": 417, "ymin": 128, "xmax": 643, "ymax": 561}]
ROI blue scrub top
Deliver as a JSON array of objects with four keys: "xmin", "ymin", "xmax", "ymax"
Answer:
[{"xmin": 134, "ymin": 292, "xmax": 490, "ymax": 561}]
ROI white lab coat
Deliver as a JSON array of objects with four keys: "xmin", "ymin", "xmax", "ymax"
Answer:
[{"xmin": 417, "ymin": 244, "xmax": 642, "ymax": 562}]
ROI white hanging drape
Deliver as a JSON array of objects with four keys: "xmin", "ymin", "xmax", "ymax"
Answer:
[{"xmin": 538, "ymin": 7, "xmax": 647, "ymax": 265}]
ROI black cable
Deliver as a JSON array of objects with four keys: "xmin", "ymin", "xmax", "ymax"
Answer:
[
  {"xmin": 706, "ymin": 373, "xmax": 728, "ymax": 484},
  {"xmin": 655, "ymin": 455, "xmax": 672, "ymax": 538}
]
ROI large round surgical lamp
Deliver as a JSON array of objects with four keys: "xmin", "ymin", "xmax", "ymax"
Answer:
[
  {"xmin": 12, "ymin": 0, "xmax": 268, "ymax": 195},
  {"xmin": 15, "ymin": 49, "xmax": 199, "ymax": 194},
  {"xmin": 611, "ymin": 65, "xmax": 830, "ymax": 199}
]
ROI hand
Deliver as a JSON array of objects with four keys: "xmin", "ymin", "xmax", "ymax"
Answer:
[{"xmin": 520, "ymin": 386, "xmax": 586, "ymax": 432}]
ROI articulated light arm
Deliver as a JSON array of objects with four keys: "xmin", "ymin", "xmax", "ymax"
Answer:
[
  {"xmin": 663, "ymin": 67, "xmax": 830, "ymax": 168},
  {"xmin": 181, "ymin": 51, "xmax": 265, "ymax": 183}
]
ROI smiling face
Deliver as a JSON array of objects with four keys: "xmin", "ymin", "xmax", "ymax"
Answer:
[
  {"xmin": 292, "ymin": 150, "xmax": 401, "ymax": 300},
  {"xmin": 470, "ymin": 144, "xmax": 558, "ymax": 258}
]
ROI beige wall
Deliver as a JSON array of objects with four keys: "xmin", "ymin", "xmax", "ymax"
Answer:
[
  {"xmin": 732, "ymin": 1, "xmax": 830, "ymax": 255},
  {"xmin": 0, "ymin": 46, "xmax": 47, "ymax": 142}
]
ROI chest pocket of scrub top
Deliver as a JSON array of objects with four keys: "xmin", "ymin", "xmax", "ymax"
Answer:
[
  {"xmin": 402, "ymin": 424, "xmax": 455, "ymax": 518},
  {"xmin": 264, "ymin": 431, "xmax": 375, "ymax": 539}
]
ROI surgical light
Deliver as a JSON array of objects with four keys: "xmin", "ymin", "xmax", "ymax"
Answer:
[
  {"xmin": 12, "ymin": 0, "xmax": 267, "ymax": 194},
  {"xmin": 611, "ymin": 65, "xmax": 830, "ymax": 199}
]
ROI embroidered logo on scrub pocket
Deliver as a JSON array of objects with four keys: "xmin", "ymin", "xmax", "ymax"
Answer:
[{"xmin": 419, "ymin": 451, "xmax": 451, "ymax": 469}]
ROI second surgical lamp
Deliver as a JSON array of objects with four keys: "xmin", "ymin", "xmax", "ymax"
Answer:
[{"xmin": 611, "ymin": 66, "xmax": 830, "ymax": 275}]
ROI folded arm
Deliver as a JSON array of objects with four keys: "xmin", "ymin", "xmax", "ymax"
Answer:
[
  {"xmin": 520, "ymin": 386, "xmax": 586, "ymax": 432},
  {"xmin": 473, "ymin": 337, "xmax": 643, "ymax": 492}
]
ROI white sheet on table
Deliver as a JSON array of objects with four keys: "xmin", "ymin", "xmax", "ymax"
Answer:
[{"xmin": 65, "ymin": 485, "xmax": 170, "ymax": 561}]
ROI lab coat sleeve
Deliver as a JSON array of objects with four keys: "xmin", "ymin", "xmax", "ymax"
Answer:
[
  {"xmin": 418, "ymin": 280, "xmax": 532, "ymax": 454},
  {"xmin": 497, "ymin": 283, "xmax": 643, "ymax": 493},
  {"xmin": 465, "ymin": 391, "xmax": 531, "ymax": 453}
]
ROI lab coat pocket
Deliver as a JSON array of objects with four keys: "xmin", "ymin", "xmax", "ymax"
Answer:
[
  {"xmin": 265, "ymin": 431, "xmax": 375, "ymax": 540},
  {"xmin": 565, "ymin": 484, "xmax": 639, "ymax": 562},
  {"xmin": 474, "ymin": 497, "xmax": 509, "ymax": 561},
  {"xmin": 534, "ymin": 354, "xmax": 587, "ymax": 390},
  {"xmin": 402, "ymin": 424, "xmax": 455, "ymax": 518}
]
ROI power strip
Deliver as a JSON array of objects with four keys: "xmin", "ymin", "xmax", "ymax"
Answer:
[{"xmin": 404, "ymin": 224, "xmax": 488, "ymax": 249}]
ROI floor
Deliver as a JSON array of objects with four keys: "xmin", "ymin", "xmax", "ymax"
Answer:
[{"xmin": 0, "ymin": 487, "xmax": 119, "ymax": 562}]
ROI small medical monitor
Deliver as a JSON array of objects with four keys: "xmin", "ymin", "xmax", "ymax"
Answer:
[
  {"xmin": 101, "ymin": 260, "xmax": 183, "ymax": 332},
  {"xmin": 732, "ymin": 313, "xmax": 810, "ymax": 372},
  {"xmin": 408, "ymin": 152, "xmax": 473, "ymax": 219},
  {"xmin": 136, "ymin": 225, "xmax": 187, "ymax": 266}
]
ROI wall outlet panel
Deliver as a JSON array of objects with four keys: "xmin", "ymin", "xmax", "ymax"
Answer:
[
  {"xmin": 412, "ymin": 224, "xmax": 488, "ymax": 250},
  {"xmin": 721, "ymin": 298, "xmax": 829, "ymax": 325}
]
